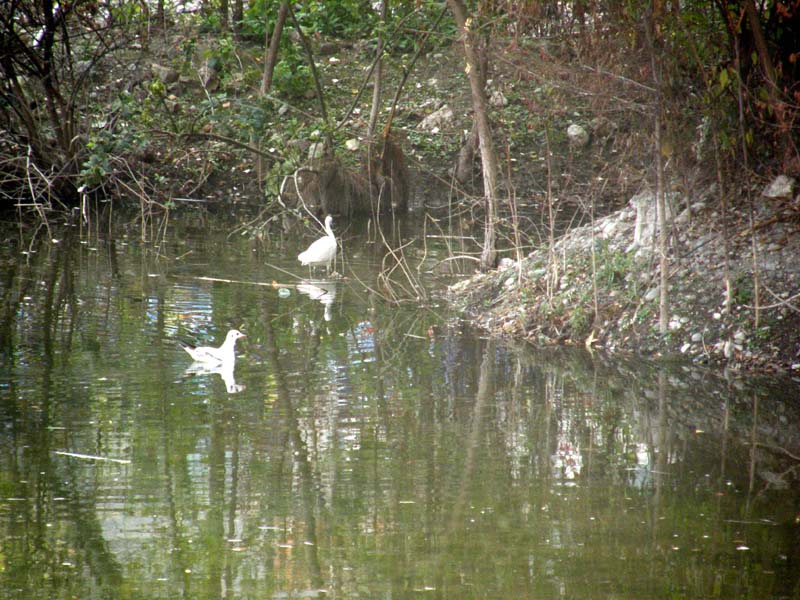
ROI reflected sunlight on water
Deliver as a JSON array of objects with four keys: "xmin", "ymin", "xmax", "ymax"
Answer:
[{"xmin": 0, "ymin": 217, "xmax": 799, "ymax": 600}]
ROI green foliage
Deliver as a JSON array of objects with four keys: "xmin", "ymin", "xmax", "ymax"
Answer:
[
  {"xmin": 406, "ymin": 129, "xmax": 460, "ymax": 161},
  {"xmin": 79, "ymin": 115, "xmax": 144, "ymax": 190},
  {"xmin": 179, "ymin": 37, "xmax": 198, "ymax": 76},
  {"xmin": 241, "ymin": 0, "xmax": 278, "ymax": 38},
  {"xmin": 198, "ymin": 9, "xmax": 223, "ymax": 32},
  {"xmin": 108, "ymin": 0, "xmax": 149, "ymax": 27},
  {"xmin": 635, "ymin": 302, "xmax": 653, "ymax": 324},
  {"xmin": 198, "ymin": 35, "xmax": 239, "ymax": 85},
  {"xmin": 244, "ymin": 0, "xmax": 375, "ymax": 40},
  {"xmin": 387, "ymin": 2, "xmax": 456, "ymax": 54},
  {"xmin": 135, "ymin": 79, "xmax": 172, "ymax": 130},
  {"xmin": 595, "ymin": 240, "xmax": 636, "ymax": 291},
  {"xmin": 567, "ymin": 302, "xmax": 590, "ymax": 335},
  {"xmin": 732, "ymin": 274, "xmax": 754, "ymax": 305},
  {"xmin": 272, "ymin": 59, "xmax": 313, "ymax": 99},
  {"xmin": 295, "ymin": 0, "xmax": 375, "ymax": 38},
  {"xmin": 80, "ymin": 139, "xmax": 113, "ymax": 188}
]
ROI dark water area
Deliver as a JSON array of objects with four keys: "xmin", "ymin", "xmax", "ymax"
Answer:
[{"xmin": 0, "ymin": 214, "xmax": 798, "ymax": 600}]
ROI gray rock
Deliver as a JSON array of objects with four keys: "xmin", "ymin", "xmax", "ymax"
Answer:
[
  {"xmin": 308, "ymin": 142, "xmax": 326, "ymax": 161},
  {"xmin": 288, "ymin": 139, "xmax": 310, "ymax": 154},
  {"xmin": 198, "ymin": 63, "xmax": 218, "ymax": 90},
  {"xmin": 498, "ymin": 257, "xmax": 515, "ymax": 269},
  {"xmin": 567, "ymin": 123, "xmax": 589, "ymax": 148},
  {"xmin": 762, "ymin": 175, "xmax": 795, "ymax": 199},
  {"xmin": 152, "ymin": 64, "xmax": 179, "ymax": 85},
  {"xmin": 489, "ymin": 90, "xmax": 508, "ymax": 108},
  {"xmin": 75, "ymin": 60, "xmax": 93, "ymax": 77},
  {"xmin": 723, "ymin": 340, "xmax": 733, "ymax": 358},
  {"xmin": 319, "ymin": 42, "xmax": 339, "ymax": 56},
  {"xmin": 644, "ymin": 285, "xmax": 659, "ymax": 302},
  {"xmin": 418, "ymin": 105, "xmax": 454, "ymax": 132},
  {"xmin": 627, "ymin": 190, "xmax": 676, "ymax": 253}
]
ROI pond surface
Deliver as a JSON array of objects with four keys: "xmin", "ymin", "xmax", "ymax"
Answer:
[{"xmin": 1, "ymin": 214, "xmax": 799, "ymax": 600}]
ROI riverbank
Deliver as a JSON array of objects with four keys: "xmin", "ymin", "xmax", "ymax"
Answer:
[{"xmin": 448, "ymin": 180, "xmax": 800, "ymax": 375}]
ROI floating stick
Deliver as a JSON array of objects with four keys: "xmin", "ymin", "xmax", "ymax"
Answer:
[{"xmin": 54, "ymin": 451, "xmax": 131, "ymax": 465}]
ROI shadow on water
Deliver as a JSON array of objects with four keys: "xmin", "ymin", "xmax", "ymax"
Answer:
[{"xmin": 0, "ymin": 216, "xmax": 798, "ymax": 599}]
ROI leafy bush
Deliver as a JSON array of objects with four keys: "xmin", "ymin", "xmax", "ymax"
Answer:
[
  {"xmin": 243, "ymin": 0, "xmax": 375, "ymax": 40},
  {"xmin": 294, "ymin": 0, "xmax": 375, "ymax": 38},
  {"xmin": 272, "ymin": 60, "xmax": 313, "ymax": 99}
]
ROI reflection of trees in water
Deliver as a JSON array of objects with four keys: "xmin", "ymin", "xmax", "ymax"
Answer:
[
  {"xmin": 280, "ymin": 297, "xmax": 800, "ymax": 508},
  {"xmin": 0, "ymin": 231, "xmax": 126, "ymax": 598},
  {"xmin": 1, "ymin": 226, "xmax": 799, "ymax": 598}
]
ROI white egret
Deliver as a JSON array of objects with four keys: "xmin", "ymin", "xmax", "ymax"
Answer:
[
  {"xmin": 179, "ymin": 329, "xmax": 246, "ymax": 364},
  {"xmin": 298, "ymin": 215, "xmax": 337, "ymax": 274}
]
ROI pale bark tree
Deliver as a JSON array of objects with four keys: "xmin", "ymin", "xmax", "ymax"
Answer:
[
  {"xmin": 447, "ymin": 0, "xmax": 498, "ymax": 270},
  {"xmin": 655, "ymin": 109, "xmax": 669, "ymax": 334},
  {"xmin": 648, "ymin": 1, "xmax": 669, "ymax": 334},
  {"xmin": 368, "ymin": 0, "xmax": 387, "ymax": 139}
]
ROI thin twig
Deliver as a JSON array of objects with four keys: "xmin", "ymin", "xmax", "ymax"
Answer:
[{"xmin": 744, "ymin": 286, "xmax": 800, "ymax": 313}]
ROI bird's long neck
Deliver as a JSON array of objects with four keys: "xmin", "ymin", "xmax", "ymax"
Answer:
[{"xmin": 325, "ymin": 220, "xmax": 335, "ymax": 238}]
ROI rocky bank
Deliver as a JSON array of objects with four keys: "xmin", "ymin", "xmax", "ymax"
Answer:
[{"xmin": 449, "ymin": 177, "xmax": 800, "ymax": 375}]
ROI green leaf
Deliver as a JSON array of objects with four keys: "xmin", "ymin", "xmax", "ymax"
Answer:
[{"xmin": 718, "ymin": 68, "xmax": 729, "ymax": 90}]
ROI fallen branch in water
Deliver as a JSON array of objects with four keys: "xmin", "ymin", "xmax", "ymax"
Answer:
[
  {"xmin": 192, "ymin": 275, "xmax": 276, "ymax": 286},
  {"xmin": 181, "ymin": 266, "xmax": 307, "ymax": 287},
  {"xmin": 55, "ymin": 451, "xmax": 131, "ymax": 465}
]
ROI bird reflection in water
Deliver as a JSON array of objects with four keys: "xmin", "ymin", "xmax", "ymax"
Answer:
[
  {"xmin": 183, "ymin": 360, "xmax": 245, "ymax": 394},
  {"xmin": 297, "ymin": 281, "xmax": 337, "ymax": 321}
]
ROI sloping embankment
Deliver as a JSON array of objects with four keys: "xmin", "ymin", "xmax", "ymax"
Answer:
[{"xmin": 448, "ymin": 192, "xmax": 800, "ymax": 373}]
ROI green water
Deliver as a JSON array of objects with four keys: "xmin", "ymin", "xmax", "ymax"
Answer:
[{"xmin": 0, "ymin": 216, "xmax": 798, "ymax": 600}]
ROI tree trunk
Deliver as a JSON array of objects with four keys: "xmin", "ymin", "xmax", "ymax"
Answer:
[
  {"xmin": 287, "ymin": 4, "xmax": 332, "ymax": 149},
  {"xmin": 232, "ymin": 0, "xmax": 243, "ymax": 35},
  {"xmin": 368, "ymin": 0, "xmax": 387, "ymax": 139},
  {"xmin": 255, "ymin": 1, "xmax": 288, "ymax": 182},
  {"xmin": 742, "ymin": 0, "xmax": 795, "ymax": 170},
  {"xmin": 718, "ymin": 0, "xmax": 797, "ymax": 171},
  {"xmin": 454, "ymin": 121, "xmax": 479, "ymax": 184},
  {"xmin": 649, "ymin": 0, "xmax": 669, "ymax": 334},
  {"xmin": 734, "ymin": 36, "xmax": 761, "ymax": 329},
  {"xmin": 655, "ymin": 110, "xmax": 669, "ymax": 335},
  {"xmin": 218, "ymin": 0, "xmax": 229, "ymax": 31},
  {"xmin": 447, "ymin": 0, "xmax": 498, "ymax": 270},
  {"xmin": 157, "ymin": 0, "xmax": 165, "ymax": 30},
  {"xmin": 261, "ymin": 2, "xmax": 288, "ymax": 96}
]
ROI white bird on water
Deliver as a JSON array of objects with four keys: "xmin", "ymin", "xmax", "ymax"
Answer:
[
  {"xmin": 179, "ymin": 329, "xmax": 246, "ymax": 364},
  {"xmin": 298, "ymin": 215, "xmax": 337, "ymax": 274}
]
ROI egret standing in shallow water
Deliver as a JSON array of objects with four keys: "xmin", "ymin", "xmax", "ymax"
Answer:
[
  {"xmin": 298, "ymin": 215, "xmax": 337, "ymax": 274},
  {"xmin": 179, "ymin": 329, "xmax": 246, "ymax": 364}
]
